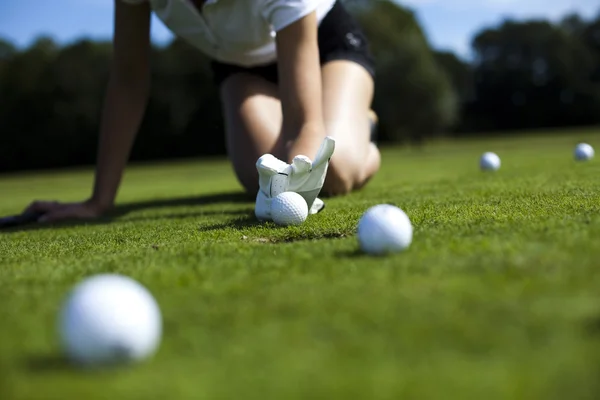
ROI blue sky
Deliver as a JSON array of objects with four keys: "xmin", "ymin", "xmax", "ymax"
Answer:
[{"xmin": 1, "ymin": 0, "xmax": 599, "ymax": 59}]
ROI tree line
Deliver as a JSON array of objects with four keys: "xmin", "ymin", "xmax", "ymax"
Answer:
[{"xmin": 1, "ymin": 1, "xmax": 599, "ymax": 172}]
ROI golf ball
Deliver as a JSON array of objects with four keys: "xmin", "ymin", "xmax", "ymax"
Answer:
[
  {"xmin": 480, "ymin": 152, "xmax": 501, "ymax": 171},
  {"xmin": 58, "ymin": 274, "xmax": 162, "ymax": 367},
  {"xmin": 357, "ymin": 204, "xmax": 413, "ymax": 255},
  {"xmin": 271, "ymin": 192, "xmax": 308, "ymax": 226},
  {"xmin": 574, "ymin": 143, "xmax": 594, "ymax": 161}
]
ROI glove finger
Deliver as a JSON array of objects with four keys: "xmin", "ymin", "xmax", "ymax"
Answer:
[
  {"xmin": 255, "ymin": 190, "xmax": 272, "ymax": 221},
  {"xmin": 312, "ymin": 136, "xmax": 336, "ymax": 167},
  {"xmin": 309, "ymin": 197, "xmax": 325, "ymax": 215},
  {"xmin": 256, "ymin": 154, "xmax": 288, "ymax": 175},
  {"xmin": 291, "ymin": 155, "xmax": 312, "ymax": 174}
]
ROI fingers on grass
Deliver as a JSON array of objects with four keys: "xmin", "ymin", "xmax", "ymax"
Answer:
[
  {"xmin": 25, "ymin": 200, "xmax": 59, "ymax": 214},
  {"xmin": 38, "ymin": 208, "xmax": 71, "ymax": 223}
]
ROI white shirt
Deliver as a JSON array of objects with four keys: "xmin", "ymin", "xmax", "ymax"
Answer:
[{"xmin": 121, "ymin": 0, "xmax": 336, "ymax": 67}]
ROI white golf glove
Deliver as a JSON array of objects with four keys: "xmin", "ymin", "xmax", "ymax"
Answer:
[{"xmin": 255, "ymin": 136, "xmax": 336, "ymax": 221}]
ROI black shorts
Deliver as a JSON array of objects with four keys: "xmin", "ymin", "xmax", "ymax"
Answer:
[{"xmin": 210, "ymin": 1, "xmax": 376, "ymax": 87}]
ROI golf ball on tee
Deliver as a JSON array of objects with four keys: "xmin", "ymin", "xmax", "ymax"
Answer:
[
  {"xmin": 480, "ymin": 152, "xmax": 501, "ymax": 171},
  {"xmin": 58, "ymin": 274, "xmax": 162, "ymax": 367},
  {"xmin": 271, "ymin": 192, "xmax": 308, "ymax": 226},
  {"xmin": 357, "ymin": 204, "xmax": 413, "ymax": 255},
  {"xmin": 574, "ymin": 143, "xmax": 594, "ymax": 161}
]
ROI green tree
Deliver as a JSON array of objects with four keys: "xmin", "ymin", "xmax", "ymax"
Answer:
[
  {"xmin": 581, "ymin": 15, "xmax": 600, "ymax": 82},
  {"xmin": 559, "ymin": 13, "xmax": 600, "ymax": 83},
  {"xmin": 560, "ymin": 13, "xmax": 588, "ymax": 36},
  {"xmin": 135, "ymin": 38, "xmax": 224, "ymax": 161},
  {"xmin": 353, "ymin": 1, "xmax": 458, "ymax": 143},
  {"xmin": 44, "ymin": 39, "xmax": 113, "ymax": 165},
  {"xmin": 0, "ymin": 37, "xmax": 60, "ymax": 171},
  {"xmin": 471, "ymin": 19, "xmax": 600, "ymax": 131},
  {"xmin": 0, "ymin": 37, "xmax": 16, "ymax": 61},
  {"xmin": 433, "ymin": 51, "xmax": 474, "ymax": 105}
]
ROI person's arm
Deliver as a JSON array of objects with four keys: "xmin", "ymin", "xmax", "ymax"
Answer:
[
  {"xmin": 25, "ymin": 1, "xmax": 152, "ymax": 222},
  {"xmin": 91, "ymin": 0, "xmax": 152, "ymax": 210},
  {"xmin": 274, "ymin": 11, "xmax": 327, "ymax": 162}
]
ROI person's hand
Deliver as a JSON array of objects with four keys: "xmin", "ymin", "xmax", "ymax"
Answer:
[
  {"xmin": 23, "ymin": 199, "xmax": 109, "ymax": 223},
  {"xmin": 254, "ymin": 136, "xmax": 335, "ymax": 221}
]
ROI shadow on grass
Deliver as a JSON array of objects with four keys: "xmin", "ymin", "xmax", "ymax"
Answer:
[
  {"xmin": 126, "ymin": 209, "xmax": 249, "ymax": 223},
  {"xmin": 198, "ymin": 215, "xmax": 354, "ymax": 244},
  {"xmin": 198, "ymin": 214, "xmax": 272, "ymax": 232},
  {"xmin": 1, "ymin": 191, "xmax": 253, "ymax": 234},
  {"xmin": 335, "ymin": 249, "xmax": 369, "ymax": 258},
  {"xmin": 334, "ymin": 249, "xmax": 373, "ymax": 258},
  {"xmin": 25, "ymin": 353, "xmax": 132, "ymax": 374},
  {"xmin": 25, "ymin": 354, "xmax": 74, "ymax": 373},
  {"xmin": 584, "ymin": 315, "xmax": 600, "ymax": 336}
]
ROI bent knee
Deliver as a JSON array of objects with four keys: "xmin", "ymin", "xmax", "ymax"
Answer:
[
  {"xmin": 322, "ymin": 146, "xmax": 381, "ymax": 196},
  {"xmin": 233, "ymin": 166, "xmax": 259, "ymax": 195},
  {"xmin": 322, "ymin": 160, "xmax": 357, "ymax": 196}
]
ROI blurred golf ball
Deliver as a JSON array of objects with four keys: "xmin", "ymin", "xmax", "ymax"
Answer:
[
  {"xmin": 357, "ymin": 204, "xmax": 413, "ymax": 255},
  {"xmin": 59, "ymin": 274, "xmax": 162, "ymax": 367},
  {"xmin": 271, "ymin": 192, "xmax": 308, "ymax": 226},
  {"xmin": 480, "ymin": 152, "xmax": 501, "ymax": 171},
  {"xmin": 574, "ymin": 143, "xmax": 594, "ymax": 161}
]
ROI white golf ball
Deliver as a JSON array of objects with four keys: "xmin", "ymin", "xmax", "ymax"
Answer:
[
  {"xmin": 58, "ymin": 274, "xmax": 162, "ymax": 367},
  {"xmin": 271, "ymin": 192, "xmax": 308, "ymax": 226},
  {"xmin": 574, "ymin": 143, "xmax": 594, "ymax": 161},
  {"xmin": 480, "ymin": 152, "xmax": 501, "ymax": 171},
  {"xmin": 357, "ymin": 204, "xmax": 413, "ymax": 255}
]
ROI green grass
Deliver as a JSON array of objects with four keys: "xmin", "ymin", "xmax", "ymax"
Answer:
[{"xmin": 2, "ymin": 129, "xmax": 600, "ymax": 400}]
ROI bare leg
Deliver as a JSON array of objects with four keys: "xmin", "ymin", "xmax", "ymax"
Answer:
[
  {"xmin": 319, "ymin": 60, "xmax": 381, "ymax": 195},
  {"xmin": 219, "ymin": 73, "xmax": 282, "ymax": 194},
  {"xmin": 220, "ymin": 60, "xmax": 380, "ymax": 196}
]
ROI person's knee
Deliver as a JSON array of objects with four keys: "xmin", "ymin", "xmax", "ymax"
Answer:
[
  {"xmin": 233, "ymin": 164, "xmax": 259, "ymax": 195},
  {"xmin": 241, "ymin": 179, "xmax": 258, "ymax": 196},
  {"xmin": 322, "ymin": 144, "xmax": 381, "ymax": 196},
  {"xmin": 322, "ymin": 157, "xmax": 357, "ymax": 196}
]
